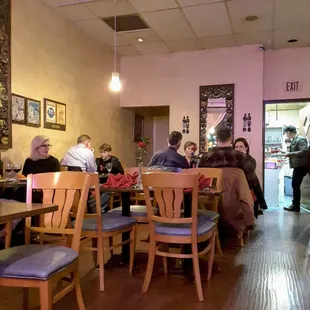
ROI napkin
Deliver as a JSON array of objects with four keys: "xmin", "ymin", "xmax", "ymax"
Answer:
[
  {"xmin": 102, "ymin": 173, "xmax": 138, "ymax": 188},
  {"xmin": 198, "ymin": 175, "xmax": 212, "ymax": 190}
]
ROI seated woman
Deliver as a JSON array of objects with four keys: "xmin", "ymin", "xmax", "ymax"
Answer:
[
  {"xmin": 19, "ymin": 135, "xmax": 60, "ymax": 203},
  {"xmin": 233, "ymin": 137, "xmax": 268, "ymax": 217},
  {"xmin": 96, "ymin": 143, "xmax": 124, "ymax": 184},
  {"xmin": 184, "ymin": 141, "xmax": 198, "ymax": 168}
]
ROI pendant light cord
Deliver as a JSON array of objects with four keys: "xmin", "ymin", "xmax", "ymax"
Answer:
[{"xmin": 114, "ymin": 0, "xmax": 117, "ymax": 72}]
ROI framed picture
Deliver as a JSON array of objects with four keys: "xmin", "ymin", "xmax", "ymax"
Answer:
[
  {"xmin": 26, "ymin": 98, "xmax": 41, "ymax": 127},
  {"xmin": 44, "ymin": 98, "xmax": 66, "ymax": 131},
  {"xmin": 11, "ymin": 94, "xmax": 26, "ymax": 124},
  {"xmin": 133, "ymin": 114, "xmax": 144, "ymax": 142}
]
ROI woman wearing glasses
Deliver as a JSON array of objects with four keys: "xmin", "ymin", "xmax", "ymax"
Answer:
[{"xmin": 22, "ymin": 135, "xmax": 60, "ymax": 176}]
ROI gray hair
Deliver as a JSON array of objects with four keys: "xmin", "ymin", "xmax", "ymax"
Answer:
[
  {"xmin": 77, "ymin": 134, "xmax": 91, "ymax": 144},
  {"xmin": 30, "ymin": 135, "xmax": 49, "ymax": 161}
]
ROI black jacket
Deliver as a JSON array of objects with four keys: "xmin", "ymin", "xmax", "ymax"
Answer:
[
  {"xmin": 96, "ymin": 156, "xmax": 124, "ymax": 183},
  {"xmin": 288, "ymin": 135, "xmax": 308, "ymax": 168}
]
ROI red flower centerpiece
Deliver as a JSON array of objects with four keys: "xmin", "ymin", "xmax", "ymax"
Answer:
[{"xmin": 136, "ymin": 136, "xmax": 150, "ymax": 165}]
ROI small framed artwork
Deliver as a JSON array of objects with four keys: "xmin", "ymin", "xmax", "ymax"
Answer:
[
  {"xmin": 44, "ymin": 98, "xmax": 66, "ymax": 131},
  {"xmin": 26, "ymin": 98, "xmax": 41, "ymax": 127},
  {"xmin": 11, "ymin": 94, "xmax": 26, "ymax": 124},
  {"xmin": 133, "ymin": 114, "xmax": 144, "ymax": 142}
]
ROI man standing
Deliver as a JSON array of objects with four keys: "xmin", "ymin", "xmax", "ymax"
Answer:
[
  {"xmin": 62, "ymin": 134, "xmax": 97, "ymax": 172},
  {"xmin": 284, "ymin": 125, "xmax": 308, "ymax": 212},
  {"xmin": 148, "ymin": 131, "xmax": 189, "ymax": 170}
]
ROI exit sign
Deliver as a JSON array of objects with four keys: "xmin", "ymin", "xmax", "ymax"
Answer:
[{"xmin": 285, "ymin": 81, "xmax": 301, "ymax": 92}]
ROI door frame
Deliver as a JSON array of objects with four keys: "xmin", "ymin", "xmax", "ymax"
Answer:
[{"xmin": 262, "ymin": 98, "xmax": 310, "ymax": 190}]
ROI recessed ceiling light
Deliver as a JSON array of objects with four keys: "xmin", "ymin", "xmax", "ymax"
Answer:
[
  {"xmin": 137, "ymin": 38, "xmax": 144, "ymax": 42},
  {"xmin": 287, "ymin": 39, "xmax": 298, "ymax": 43},
  {"xmin": 245, "ymin": 15, "xmax": 258, "ymax": 22}
]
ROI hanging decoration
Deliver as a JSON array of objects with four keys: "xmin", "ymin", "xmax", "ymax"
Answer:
[
  {"xmin": 242, "ymin": 113, "xmax": 252, "ymax": 132},
  {"xmin": 182, "ymin": 116, "xmax": 190, "ymax": 134}
]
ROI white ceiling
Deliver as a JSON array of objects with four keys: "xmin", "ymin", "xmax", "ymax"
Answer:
[{"xmin": 41, "ymin": 0, "xmax": 310, "ymax": 56}]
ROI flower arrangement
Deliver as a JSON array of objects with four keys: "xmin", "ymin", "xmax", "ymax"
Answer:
[{"xmin": 136, "ymin": 136, "xmax": 150, "ymax": 164}]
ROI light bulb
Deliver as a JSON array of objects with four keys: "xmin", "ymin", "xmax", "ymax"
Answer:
[{"xmin": 109, "ymin": 72, "xmax": 121, "ymax": 92}]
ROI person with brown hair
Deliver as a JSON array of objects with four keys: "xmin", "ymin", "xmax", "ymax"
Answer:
[
  {"xmin": 96, "ymin": 143, "xmax": 124, "ymax": 183},
  {"xmin": 183, "ymin": 141, "xmax": 198, "ymax": 168}
]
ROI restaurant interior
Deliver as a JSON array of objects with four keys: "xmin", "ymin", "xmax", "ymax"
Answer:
[{"xmin": 1, "ymin": 0, "xmax": 310, "ymax": 309}]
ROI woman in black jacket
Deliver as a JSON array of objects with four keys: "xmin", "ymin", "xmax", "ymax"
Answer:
[
  {"xmin": 96, "ymin": 143, "xmax": 124, "ymax": 184},
  {"xmin": 233, "ymin": 137, "xmax": 268, "ymax": 217}
]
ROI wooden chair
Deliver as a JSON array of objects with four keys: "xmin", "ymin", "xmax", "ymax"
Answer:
[
  {"xmin": 0, "ymin": 172, "xmax": 91, "ymax": 310},
  {"xmin": 141, "ymin": 172, "xmax": 216, "ymax": 302},
  {"xmin": 77, "ymin": 173, "xmax": 137, "ymax": 292},
  {"xmin": 184, "ymin": 168, "xmax": 223, "ymax": 256}
]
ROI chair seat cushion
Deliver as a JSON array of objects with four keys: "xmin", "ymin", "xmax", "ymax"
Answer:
[
  {"xmin": 155, "ymin": 217, "xmax": 215, "ymax": 236},
  {"xmin": 198, "ymin": 209, "xmax": 220, "ymax": 221},
  {"xmin": 0, "ymin": 245, "xmax": 78, "ymax": 280},
  {"xmin": 109, "ymin": 205, "xmax": 158, "ymax": 217},
  {"xmin": 81, "ymin": 214, "xmax": 137, "ymax": 232}
]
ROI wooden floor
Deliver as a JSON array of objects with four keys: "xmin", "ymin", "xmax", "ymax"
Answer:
[{"xmin": 1, "ymin": 208, "xmax": 310, "ymax": 310}]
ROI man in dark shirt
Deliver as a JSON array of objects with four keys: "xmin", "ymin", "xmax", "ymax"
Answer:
[
  {"xmin": 148, "ymin": 131, "xmax": 189, "ymax": 170},
  {"xmin": 283, "ymin": 125, "xmax": 308, "ymax": 212},
  {"xmin": 199, "ymin": 125, "xmax": 257, "ymax": 188}
]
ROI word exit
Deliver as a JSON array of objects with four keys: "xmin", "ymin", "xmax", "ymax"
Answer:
[{"xmin": 285, "ymin": 81, "xmax": 301, "ymax": 92}]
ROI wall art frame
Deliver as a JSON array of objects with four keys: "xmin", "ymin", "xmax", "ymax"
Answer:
[
  {"xmin": 133, "ymin": 113, "xmax": 144, "ymax": 142},
  {"xmin": 26, "ymin": 98, "xmax": 41, "ymax": 127},
  {"xmin": 11, "ymin": 93, "xmax": 26, "ymax": 124},
  {"xmin": 44, "ymin": 98, "xmax": 66, "ymax": 131},
  {"xmin": 199, "ymin": 84, "xmax": 234, "ymax": 153}
]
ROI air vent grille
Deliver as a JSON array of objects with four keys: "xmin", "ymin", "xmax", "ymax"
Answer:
[{"xmin": 102, "ymin": 14, "xmax": 149, "ymax": 32}]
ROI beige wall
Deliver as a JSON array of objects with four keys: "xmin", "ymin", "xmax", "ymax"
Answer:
[{"xmin": 4, "ymin": 0, "xmax": 135, "ymax": 167}]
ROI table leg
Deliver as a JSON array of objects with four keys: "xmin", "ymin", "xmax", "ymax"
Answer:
[
  {"xmin": 121, "ymin": 192, "xmax": 131, "ymax": 263},
  {"xmin": 5, "ymin": 221, "xmax": 12, "ymax": 248}
]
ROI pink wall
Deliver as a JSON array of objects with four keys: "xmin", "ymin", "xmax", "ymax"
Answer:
[
  {"xmin": 120, "ymin": 45, "xmax": 264, "ymax": 181},
  {"xmin": 264, "ymin": 48, "xmax": 310, "ymax": 101}
]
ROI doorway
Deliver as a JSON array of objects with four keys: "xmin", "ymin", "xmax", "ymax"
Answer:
[{"xmin": 263, "ymin": 99, "xmax": 310, "ymax": 209}]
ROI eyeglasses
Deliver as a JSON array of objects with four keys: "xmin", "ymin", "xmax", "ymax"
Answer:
[{"xmin": 40, "ymin": 144, "xmax": 52, "ymax": 148}]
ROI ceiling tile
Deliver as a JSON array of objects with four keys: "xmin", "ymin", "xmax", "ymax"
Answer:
[
  {"xmin": 56, "ymin": 3, "xmax": 97, "ymax": 21},
  {"xmin": 274, "ymin": 27, "xmax": 310, "ymax": 49},
  {"xmin": 236, "ymin": 31, "xmax": 273, "ymax": 49},
  {"xmin": 200, "ymin": 34, "xmax": 236, "ymax": 49},
  {"xmin": 133, "ymin": 42, "xmax": 170, "ymax": 55},
  {"xmin": 119, "ymin": 29, "xmax": 162, "ymax": 45},
  {"xmin": 275, "ymin": 0, "xmax": 310, "ymax": 29},
  {"xmin": 74, "ymin": 19, "xmax": 129, "ymax": 46},
  {"xmin": 227, "ymin": 0, "xmax": 273, "ymax": 33},
  {"xmin": 177, "ymin": 0, "xmax": 223, "ymax": 7},
  {"xmin": 141, "ymin": 9, "xmax": 196, "ymax": 41},
  {"xmin": 85, "ymin": 0, "xmax": 136, "ymax": 18},
  {"xmin": 166, "ymin": 39, "xmax": 203, "ymax": 52},
  {"xmin": 128, "ymin": 0, "xmax": 178, "ymax": 13},
  {"xmin": 42, "ymin": 0, "xmax": 95, "ymax": 6},
  {"xmin": 117, "ymin": 45, "xmax": 141, "ymax": 56},
  {"xmin": 183, "ymin": 3, "xmax": 233, "ymax": 37}
]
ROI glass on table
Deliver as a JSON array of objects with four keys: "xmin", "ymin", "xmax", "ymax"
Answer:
[
  {"xmin": 13, "ymin": 164, "xmax": 22, "ymax": 180},
  {"xmin": 106, "ymin": 162, "xmax": 112, "ymax": 174},
  {"xmin": 5, "ymin": 163, "xmax": 13, "ymax": 180}
]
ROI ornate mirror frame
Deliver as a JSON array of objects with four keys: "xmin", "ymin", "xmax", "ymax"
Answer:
[
  {"xmin": 0, "ymin": 0, "xmax": 11, "ymax": 149},
  {"xmin": 199, "ymin": 84, "xmax": 234, "ymax": 153}
]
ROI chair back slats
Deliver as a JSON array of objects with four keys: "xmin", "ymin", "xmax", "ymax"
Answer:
[
  {"xmin": 25, "ymin": 172, "xmax": 91, "ymax": 252},
  {"xmin": 142, "ymin": 172, "xmax": 199, "ymax": 227}
]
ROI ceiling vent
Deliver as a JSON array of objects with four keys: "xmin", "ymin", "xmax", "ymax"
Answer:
[{"xmin": 102, "ymin": 14, "xmax": 149, "ymax": 33}]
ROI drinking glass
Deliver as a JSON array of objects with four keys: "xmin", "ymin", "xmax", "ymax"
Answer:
[
  {"xmin": 13, "ymin": 164, "xmax": 22, "ymax": 180},
  {"xmin": 106, "ymin": 163, "xmax": 112, "ymax": 174},
  {"xmin": 5, "ymin": 163, "xmax": 13, "ymax": 180}
]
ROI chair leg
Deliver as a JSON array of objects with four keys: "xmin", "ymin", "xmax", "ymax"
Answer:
[
  {"xmin": 215, "ymin": 225, "xmax": 223, "ymax": 257},
  {"xmin": 129, "ymin": 226, "xmax": 136, "ymax": 274},
  {"xmin": 142, "ymin": 237, "xmax": 156, "ymax": 293},
  {"xmin": 73, "ymin": 267, "xmax": 86, "ymax": 310},
  {"xmin": 98, "ymin": 237, "xmax": 105, "ymax": 291},
  {"xmin": 4, "ymin": 221, "xmax": 12, "ymax": 249},
  {"xmin": 23, "ymin": 288, "xmax": 29, "ymax": 310},
  {"xmin": 91, "ymin": 238, "xmax": 98, "ymax": 266},
  {"xmin": 207, "ymin": 230, "xmax": 216, "ymax": 281},
  {"xmin": 109, "ymin": 237, "xmax": 114, "ymax": 257},
  {"xmin": 192, "ymin": 243, "xmax": 204, "ymax": 302},
  {"xmin": 39, "ymin": 281, "xmax": 52, "ymax": 310},
  {"xmin": 162, "ymin": 244, "xmax": 169, "ymax": 275}
]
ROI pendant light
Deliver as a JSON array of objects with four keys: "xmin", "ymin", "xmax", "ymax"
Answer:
[{"xmin": 109, "ymin": 0, "xmax": 121, "ymax": 92}]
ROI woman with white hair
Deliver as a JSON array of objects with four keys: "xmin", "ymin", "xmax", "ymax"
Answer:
[{"xmin": 22, "ymin": 135, "xmax": 60, "ymax": 176}]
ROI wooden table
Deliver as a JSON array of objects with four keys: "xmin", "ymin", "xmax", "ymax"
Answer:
[
  {"xmin": 0, "ymin": 180, "xmax": 27, "ymax": 189},
  {"xmin": 0, "ymin": 200, "xmax": 58, "ymax": 248},
  {"xmin": 100, "ymin": 187, "xmax": 223, "ymax": 264}
]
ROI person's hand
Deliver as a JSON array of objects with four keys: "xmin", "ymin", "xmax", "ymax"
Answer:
[{"xmin": 283, "ymin": 153, "xmax": 291, "ymax": 158}]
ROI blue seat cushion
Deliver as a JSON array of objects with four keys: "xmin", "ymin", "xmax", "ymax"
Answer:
[
  {"xmin": 109, "ymin": 205, "xmax": 158, "ymax": 217},
  {"xmin": 80, "ymin": 214, "xmax": 137, "ymax": 232},
  {"xmin": 198, "ymin": 209, "xmax": 220, "ymax": 221},
  {"xmin": 0, "ymin": 245, "xmax": 78, "ymax": 280},
  {"xmin": 155, "ymin": 217, "xmax": 215, "ymax": 236}
]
